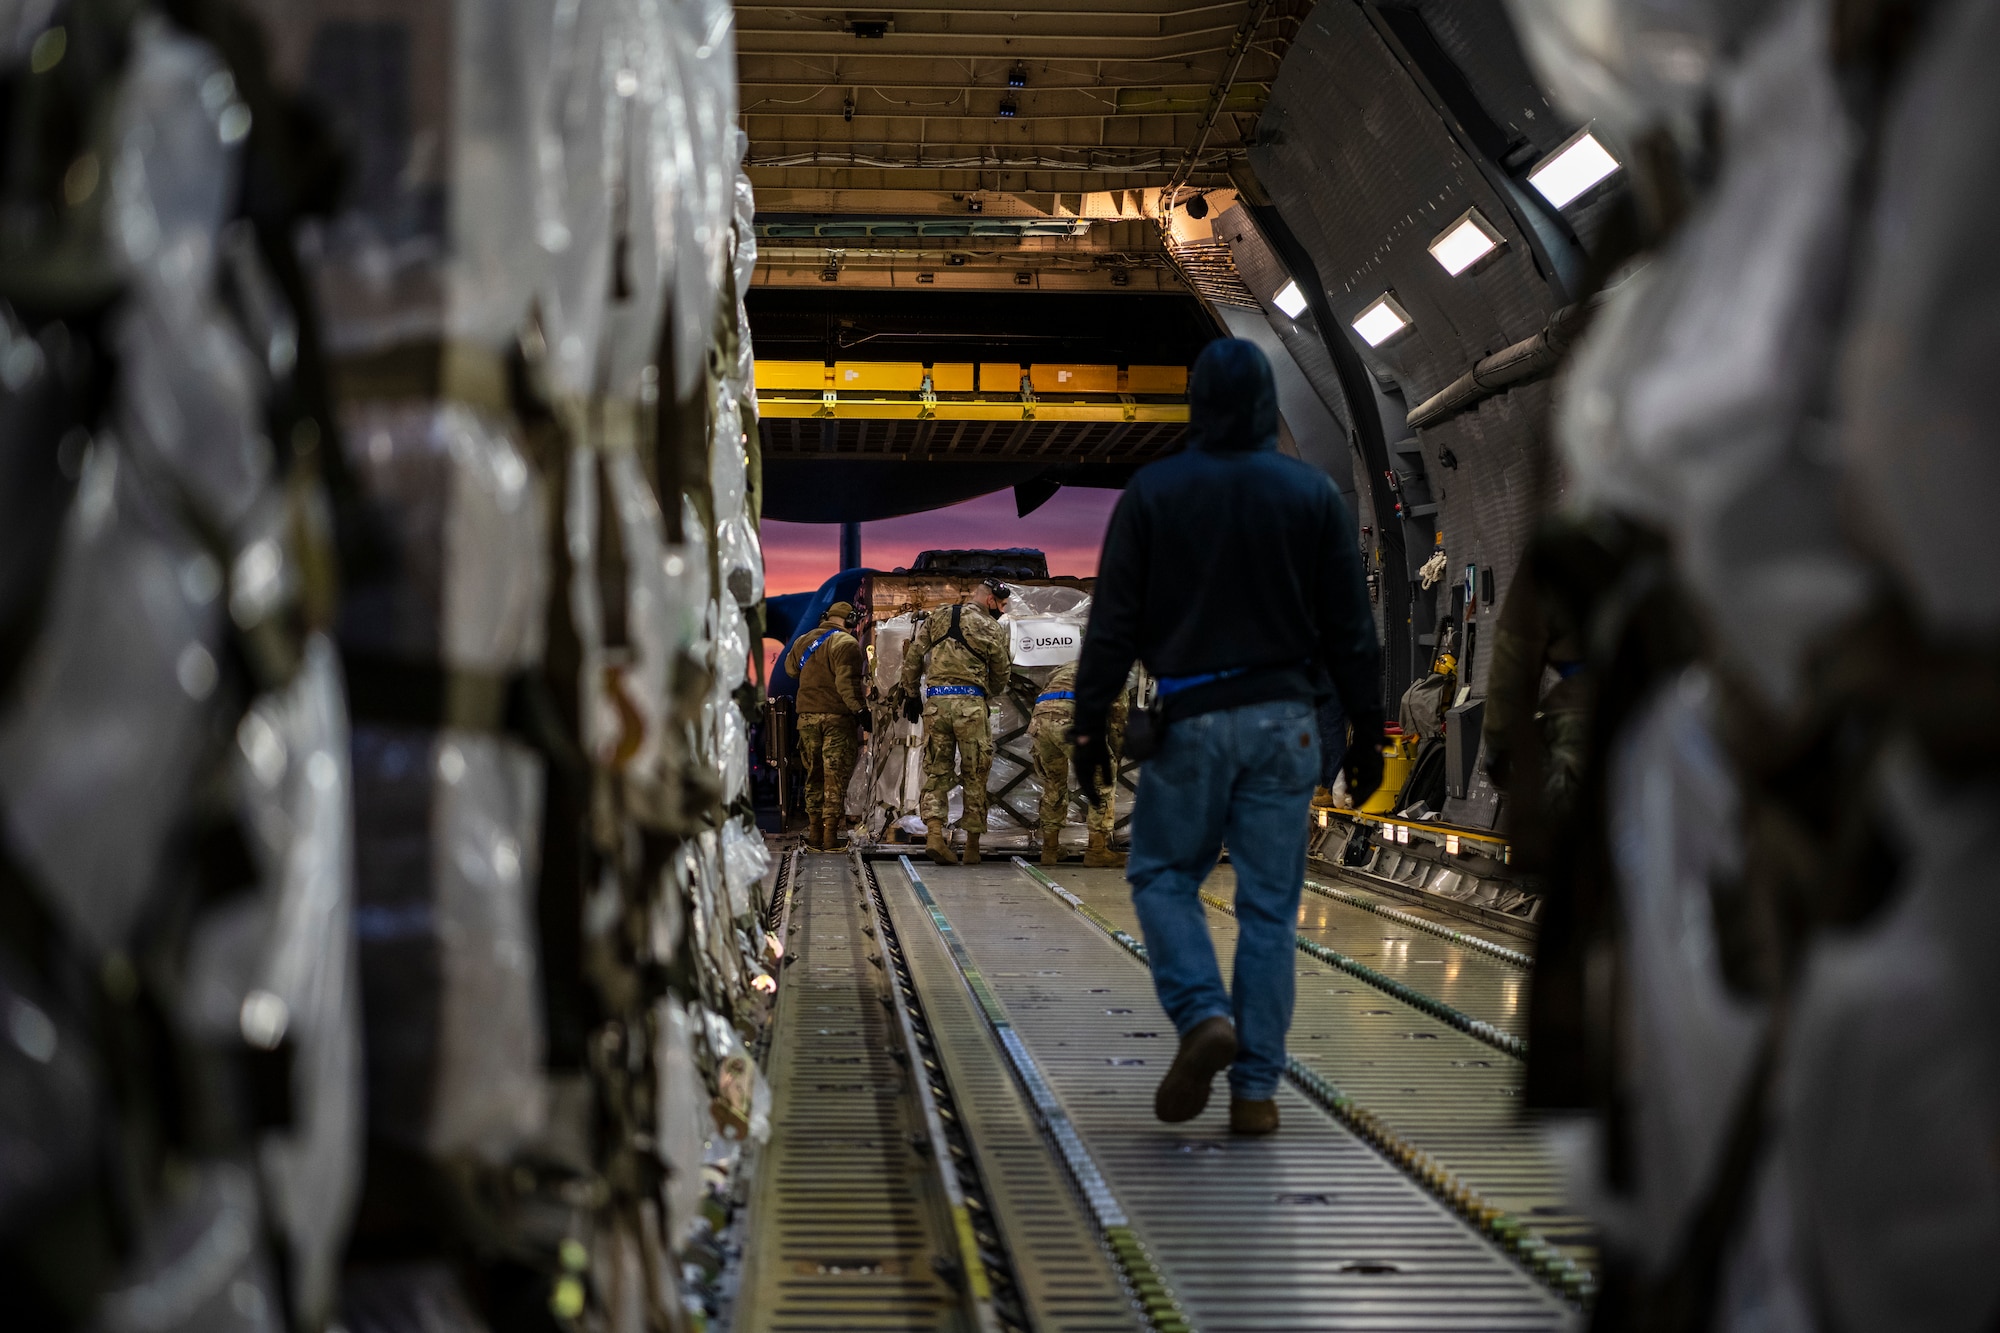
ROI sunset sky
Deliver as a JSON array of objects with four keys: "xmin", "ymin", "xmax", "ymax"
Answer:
[{"xmin": 760, "ymin": 484, "xmax": 1122, "ymax": 596}]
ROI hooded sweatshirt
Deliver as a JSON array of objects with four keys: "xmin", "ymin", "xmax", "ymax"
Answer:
[{"xmin": 1074, "ymin": 338, "xmax": 1382, "ymax": 736}]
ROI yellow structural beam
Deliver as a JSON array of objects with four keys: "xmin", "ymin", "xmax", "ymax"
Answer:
[
  {"xmin": 753, "ymin": 359, "xmax": 1188, "ymax": 397},
  {"xmin": 756, "ymin": 394, "xmax": 1190, "ymax": 423}
]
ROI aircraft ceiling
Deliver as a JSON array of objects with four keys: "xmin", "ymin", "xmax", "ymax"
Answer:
[{"xmin": 741, "ymin": 1, "xmax": 1635, "ymax": 703}]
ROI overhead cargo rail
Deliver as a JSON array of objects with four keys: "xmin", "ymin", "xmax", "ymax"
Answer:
[
  {"xmin": 754, "ymin": 359, "xmax": 1188, "ymax": 394},
  {"xmin": 753, "ymin": 359, "xmax": 1191, "ymax": 424},
  {"xmin": 753, "ymin": 214, "xmax": 1093, "ymax": 240}
]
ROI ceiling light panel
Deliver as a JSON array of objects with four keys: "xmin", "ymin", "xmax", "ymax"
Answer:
[
  {"xmin": 1352, "ymin": 293, "xmax": 1412, "ymax": 347},
  {"xmin": 1528, "ymin": 130, "xmax": 1620, "ymax": 209},
  {"xmin": 1428, "ymin": 209, "xmax": 1501, "ymax": 276},
  {"xmin": 1272, "ymin": 280, "xmax": 1308, "ymax": 318}
]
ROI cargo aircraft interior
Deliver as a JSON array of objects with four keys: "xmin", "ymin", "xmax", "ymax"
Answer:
[{"xmin": 1, "ymin": 1, "xmax": 1994, "ymax": 1332}]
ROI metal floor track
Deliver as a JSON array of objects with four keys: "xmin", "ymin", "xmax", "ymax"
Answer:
[
  {"xmin": 737, "ymin": 851, "xmax": 1141, "ymax": 1333},
  {"xmin": 881, "ymin": 859, "xmax": 1575, "ymax": 1332},
  {"xmin": 1061, "ymin": 864, "xmax": 1596, "ymax": 1271},
  {"xmin": 735, "ymin": 852, "xmax": 974, "ymax": 1330}
]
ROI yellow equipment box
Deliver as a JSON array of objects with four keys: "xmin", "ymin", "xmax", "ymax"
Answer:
[
  {"xmin": 833, "ymin": 361, "xmax": 926, "ymax": 392},
  {"xmin": 1029, "ymin": 363, "xmax": 1120, "ymax": 393},
  {"xmin": 928, "ymin": 363, "xmax": 976, "ymax": 392},
  {"xmin": 1125, "ymin": 365, "xmax": 1189, "ymax": 394},
  {"xmin": 753, "ymin": 360, "xmax": 829, "ymax": 391},
  {"xmin": 980, "ymin": 363, "xmax": 1030, "ymax": 394}
]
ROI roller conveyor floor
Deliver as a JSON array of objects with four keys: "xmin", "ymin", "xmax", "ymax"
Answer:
[
  {"xmin": 1057, "ymin": 864, "xmax": 1594, "ymax": 1272},
  {"xmin": 736, "ymin": 850, "xmax": 1583, "ymax": 1332}
]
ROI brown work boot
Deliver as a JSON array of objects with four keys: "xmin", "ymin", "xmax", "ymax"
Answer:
[
  {"xmin": 961, "ymin": 832, "xmax": 982, "ymax": 865},
  {"xmin": 925, "ymin": 820, "xmax": 958, "ymax": 866},
  {"xmin": 1040, "ymin": 831, "xmax": 1060, "ymax": 866},
  {"xmin": 1229, "ymin": 1098, "xmax": 1280, "ymax": 1136},
  {"xmin": 1083, "ymin": 830, "xmax": 1126, "ymax": 869},
  {"xmin": 1153, "ymin": 1016, "xmax": 1237, "ymax": 1123},
  {"xmin": 804, "ymin": 819, "xmax": 825, "ymax": 852},
  {"xmin": 1311, "ymin": 785, "xmax": 1338, "ymax": 810}
]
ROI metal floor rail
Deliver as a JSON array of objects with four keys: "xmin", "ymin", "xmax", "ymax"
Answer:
[
  {"xmin": 734, "ymin": 852, "xmax": 993, "ymax": 1330},
  {"xmin": 737, "ymin": 851, "xmax": 1578, "ymax": 1331},
  {"xmin": 736, "ymin": 851, "xmax": 1142, "ymax": 1332},
  {"xmin": 1054, "ymin": 865, "xmax": 1595, "ymax": 1275},
  {"xmin": 876, "ymin": 859, "xmax": 1574, "ymax": 1331}
]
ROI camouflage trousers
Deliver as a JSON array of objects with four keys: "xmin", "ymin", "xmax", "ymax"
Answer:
[
  {"xmin": 919, "ymin": 694, "xmax": 993, "ymax": 830},
  {"xmin": 797, "ymin": 712, "xmax": 859, "ymax": 827},
  {"xmin": 1028, "ymin": 703, "xmax": 1124, "ymax": 838}
]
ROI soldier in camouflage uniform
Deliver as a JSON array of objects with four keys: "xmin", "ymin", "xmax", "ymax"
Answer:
[
  {"xmin": 1029, "ymin": 660, "xmax": 1130, "ymax": 867},
  {"xmin": 896, "ymin": 578, "xmax": 1012, "ymax": 865},
  {"xmin": 783, "ymin": 600, "xmax": 869, "ymax": 851}
]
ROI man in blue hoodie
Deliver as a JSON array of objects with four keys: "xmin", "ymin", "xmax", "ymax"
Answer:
[{"xmin": 1072, "ymin": 338, "xmax": 1384, "ymax": 1136}]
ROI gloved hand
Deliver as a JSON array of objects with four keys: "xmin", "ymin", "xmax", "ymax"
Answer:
[
  {"xmin": 902, "ymin": 694, "xmax": 923, "ymax": 725},
  {"xmin": 1069, "ymin": 728, "xmax": 1112, "ymax": 805},
  {"xmin": 1342, "ymin": 711, "xmax": 1386, "ymax": 808},
  {"xmin": 856, "ymin": 708, "xmax": 873, "ymax": 735}
]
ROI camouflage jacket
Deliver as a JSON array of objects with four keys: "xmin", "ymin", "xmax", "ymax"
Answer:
[
  {"xmin": 785, "ymin": 617, "xmax": 865, "ymax": 715},
  {"xmin": 1033, "ymin": 661, "xmax": 1082, "ymax": 715},
  {"xmin": 1034, "ymin": 661, "xmax": 1129, "ymax": 720},
  {"xmin": 899, "ymin": 602, "xmax": 1010, "ymax": 697}
]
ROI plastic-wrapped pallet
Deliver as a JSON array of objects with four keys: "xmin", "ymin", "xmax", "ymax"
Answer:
[
  {"xmin": 335, "ymin": 383, "xmax": 554, "ymax": 1169},
  {"xmin": 264, "ymin": 0, "xmax": 557, "ymax": 1283},
  {"xmin": 2, "ymin": 1, "xmax": 774, "ymax": 1327},
  {"xmin": 523, "ymin": 0, "xmax": 770, "ymax": 1323},
  {"xmin": 1514, "ymin": 0, "xmax": 2000, "ymax": 1327},
  {"xmin": 0, "ymin": 13, "xmax": 360, "ymax": 1329}
]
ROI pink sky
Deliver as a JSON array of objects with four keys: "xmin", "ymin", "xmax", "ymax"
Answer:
[
  {"xmin": 758, "ymin": 484, "xmax": 1121, "ymax": 676},
  {"xmin": 761, "ymin": 485, "xmax": 1121, "ymax": 595}
]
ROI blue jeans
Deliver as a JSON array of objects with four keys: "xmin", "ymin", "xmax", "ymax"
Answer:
[{"xmin": 1127, "ymin": 698, "xmax": 1319, "ymax": 1099}]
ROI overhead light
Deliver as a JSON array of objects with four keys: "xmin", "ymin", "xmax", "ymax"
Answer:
[
  {"xmin": 1272, "ymin": 279, "xmax": 1308, "ymax": 318},
  {"xmin": 1184, "ymin": 194, "xmax": 1208, "ymax": 219},
  {"xmin": 1008, "ymin": 63, "xmax": 1027, "ymax": 88},
  {"xmin": 1014, "ymin": 271, "xmax": 1033, "ymax": 285},
  {"xmin": 1528, "ymin": 128, "xmax": 1620, "ymax": 209},
  {"xmin": 1110, "ymin": 269, "xmax": 1129, "ymax": 287},
  {"xmin": 967, "ymin": 199, "xmax": 983, "ymax": 213},
  {"xmin": 946, "ymin": 253, "xmax": 968, "ymax": 266},
  {"xmin": 916, "ymin": 271, "xmax": 935, "ymax": 284},
  {"xmin": 1427, "ymin": 208, "xmax": 1502, "ymax": 276},
  {"xmin": 998, "ymin": 98, "xmax": 1017, "ymax": 118},
  {"xmin": 820, "ymin": 266, "xmax": 839, "ymax": 282},
  {"xmin": 1352, "ymin": 292, "xmax": 1412, "ymax": 347}
]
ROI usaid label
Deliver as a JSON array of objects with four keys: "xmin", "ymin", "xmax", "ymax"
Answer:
[{"xmin": 1009, "ymin": 618, "xmax": 1082, "ymax": 666}]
